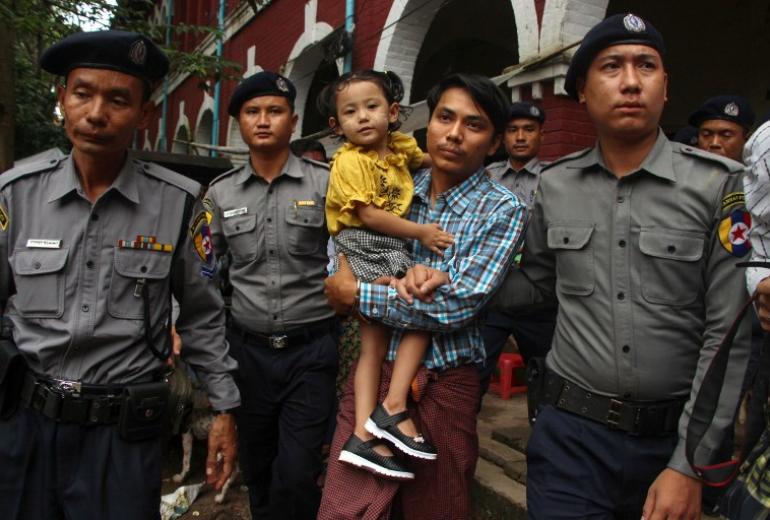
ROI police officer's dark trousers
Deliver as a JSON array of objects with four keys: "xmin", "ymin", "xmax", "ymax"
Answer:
[
  {"xmin": 479, "ymin": 307, "xmax": 557, "ymax": 396},
  {"xmin": 526, "ymin": 405, "xmax": 678, "ymax": 519},
  {"xmin": 227, "ymin": 325, "xmax": 338, "ymax": 520},
  {"xmin": 0, "ymin": 406, "xmax": 161, "ymax": 520}
]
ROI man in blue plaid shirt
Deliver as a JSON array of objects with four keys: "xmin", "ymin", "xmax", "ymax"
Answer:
[{"xmin": 319, "ymin": 73, "xmax": 527, "ymax": 519}]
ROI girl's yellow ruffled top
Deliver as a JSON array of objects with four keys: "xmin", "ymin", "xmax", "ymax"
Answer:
[{"xmin": 326, "ymin": 131, "xmax": 424, "ymax": 236}]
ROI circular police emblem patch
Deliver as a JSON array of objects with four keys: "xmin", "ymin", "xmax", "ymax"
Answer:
[
  {"xmin": 719, "ymin": 208, "xmax": 752, "ymax": 257},
  {"xmin": 530, "ymin": 106, "xmax": 540, "ymax": 117},
  {"xmin": 623, "ymin": 14, "xmax": 646, "ymax": 33},
  {"xmin": 128, "ymin": 39, "xmax": 147, "ymax": 66},
  {"xmin": 724, "ymin": 102, "xmax": 740, "ymax": 117},
  {"xmin": 276, "ymin": 77, "xmax": 289, "ymax": 93}
]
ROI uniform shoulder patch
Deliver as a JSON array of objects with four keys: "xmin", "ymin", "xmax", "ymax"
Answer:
[
  {"xmin": 0, "ymin": 205, "xmax": 9, "ymax": 231},
  {"xmin": 300, "ymin": 156, "xmax": 330, "ymax": 170},
  {"xmin": 189, "ymin": 210, "xmax": 216, "ymax": 277},
  {"xmin": 721, "ymin": 191, "xmax": 745, "ymax": 212},
  {"xmin": 0, "ymin": 155, "xmax": 64, "ymax": 190},
  {"xmin": 540, "ymin": 147, "xmax": 593, "ymax": 173},
  {"xmin": 719, "ymin": 207, "xmax": 751, "ymax": 257},
  {"xmin": 137, "ymin": 160, "xmax": 202, "ymax": 196},
  {"xmin": 674, "ymin": 143, "xmax": 744, "ymax": 173},
  {"xmin": 208, "ymin": 166, "xmax": 243, "ymax": 187}
]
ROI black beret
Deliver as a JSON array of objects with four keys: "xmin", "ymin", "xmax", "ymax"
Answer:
[
  {"xmin": 508, "ymin": 101, "xmax": 545, "ymax": 124},
  {"xmin": 228, "ymin": 71, "xmax": 297, "ymax": 117},
  {"xmin": 671, "ymin": 126, "xmax": 699, "ymax": 146},
  {"xmin": 40, "ymin": 30, "xmax": 169, "ymax": 85},
  {"xmin": 564, "ymin": 13, "xmax": 666, "ymax": 100},
  {"xmin": 688, "ymin": 95, "xmax": 755, "ymax": 130}
]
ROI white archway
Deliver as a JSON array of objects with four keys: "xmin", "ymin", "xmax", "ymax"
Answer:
[
  {"xmin": 539, "ymin": 0, "xmax": 609, "ymax": 56},
  {"xmin": 142, "ymin": 129, "xmax": 152, "ymax": 151},
  {"xmin": 171, "ymin": 100, "xmax": 191, "ymax": 154},
  {"xmin": 373, "ymin": 0, "xmax": 609, "ymax": 102},
  {"xmin": 372, "ymin": 0, "xmax": 446, "ymax": 104},
  {"xmin": 283, "ymin": 0, "xmax": 334, "ymax": 137},
  {"xmin": 226, "ymin": 117, "xmax": 248, "ymax": 167},
  {"xmin": 194, "ymin": 91, "xmax": 216, "ymax": 154}
]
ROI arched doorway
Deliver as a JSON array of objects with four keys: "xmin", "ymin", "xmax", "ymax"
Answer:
[
  {"xmin": 226, "ymin": 117, "xmax": 248, "ymax": 167},
  {"xmin": 172, "ymin": 126, "xmax": 190, "ymax": 155},
  {"xmin": 301, "ymin": 59, "xmax": 340, "ymax": 138},
  {"xmin": 195, "ymin": 109, "xmax": 214, "ymax": 156},
  {"xmin": 407, "ymin": 0, "xmax": 519, "ymax": 149}
]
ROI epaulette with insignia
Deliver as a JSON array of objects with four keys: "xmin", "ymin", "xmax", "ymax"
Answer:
[
  {"xmin": 541, "ymin": 147, "xmax": 593, "ymax": 173},
  {"xmin": 300, "ymin": 156, "xmax": 330, "ymax": 170},
  {"xmin": 0, "ymin": 155, "xmax": 64, "ymax": 190},
  {"xmin": 136, "ymin": 160, "xmax": 201, "ymax": 196},
  {"xmin": 674, "ymin": 143, "xmax": 744, "ymax": 173},
  {"xmin": 208, "ymin": 165, "xmax": 244, "ymax": 187}
]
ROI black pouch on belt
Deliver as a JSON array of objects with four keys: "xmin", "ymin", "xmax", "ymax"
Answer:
[
  {"xmin": 118, "ymin": 381, "xmax": 169, "ymax": 442},
  {"xmin": 0, "ymin": 337, "xmax": 25, "ymax": 420},
  {"xmin": 526, "ymin": 357, "xmax": 547, "ymax": 424}
]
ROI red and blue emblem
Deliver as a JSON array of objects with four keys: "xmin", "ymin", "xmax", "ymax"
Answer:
[
  {"xmin": 719, "ymin": 208, "xmax": 751, "ymax": 257},
  {"xmin": 190, "ymin": 211, "xmax": 216, "ymax": 278}
]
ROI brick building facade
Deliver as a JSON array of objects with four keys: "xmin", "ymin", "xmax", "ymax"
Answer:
[{"xmin": 141, "ymin": 0, "xmax": 770, "ymax": 164}]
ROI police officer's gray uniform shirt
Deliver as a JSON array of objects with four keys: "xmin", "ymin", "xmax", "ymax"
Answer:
[
  {"xmin": 206, "ymin": 153, "xmax": 333, "ymax": 332},
  {"xmin": 0, "ymin": 154, "xmax": 240, "ymax": 410},
  {"xmin": 496, "ymin": 131, "xmax": 751, "ymax": 477},
  {"xmin": 486, "ymin": 157, "xmax": 543, "ymax": 209}
]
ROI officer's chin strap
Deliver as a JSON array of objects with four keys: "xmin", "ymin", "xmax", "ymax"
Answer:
[
  {"xmin": 141, "ymin": 279, "xmax": 171, "ymax": 362},
  {"xmin": 686, "ymin": 260, "xmax": 770, "ymax": 487}
]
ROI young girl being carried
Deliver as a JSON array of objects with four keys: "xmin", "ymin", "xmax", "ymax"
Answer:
[{"xmin": 320, "ymin": 70, "xmax": 453, "ymax": 480}]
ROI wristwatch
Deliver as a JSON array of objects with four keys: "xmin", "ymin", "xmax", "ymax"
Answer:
[{"xmin": 213, "ymin": 408, "xmax": 238, "ymax": 415}]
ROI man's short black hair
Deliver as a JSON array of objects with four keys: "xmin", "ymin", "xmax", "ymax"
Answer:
[
  {"xmin": 290, "ymin": 139, "xmax": 328, "ymax": 162},
  {"xmin": 426, "ymin": 73, "xmax": 509, "ymax": 135}
]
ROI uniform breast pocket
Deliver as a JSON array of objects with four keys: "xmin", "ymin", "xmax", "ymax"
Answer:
[
  {"xmin": 12, "ymin": 248, "xmax": 68, "ymax": 318},
  {"xmin": 286, "ymin": 206, "xmax": 325, "ymax": 255},
  {"xmin": 639, "ymin": 229, "xmax": 704, "ymax": 306},
  {"xmin": 108, "ymin": 248, "xmax": 172, "ymax": 320},
  {"xmin": 547, "ymin": 225, "xmax": 595, "ymax": 296},
  {"xmin": 222, "ymin": 214, "xmax": 260, "ymax": 264}
]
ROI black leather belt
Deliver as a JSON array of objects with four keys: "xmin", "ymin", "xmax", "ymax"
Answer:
[
  {"xmin": 228, "ymin": 317, "xmax": 337, "ymax": 349},
  {"xmin": 541, "ymin": 370, "xmax": 685, "ymax": 437},
  {"xmin": 20, "ymin": 373, "xmax": 124, "ymax": 425}
]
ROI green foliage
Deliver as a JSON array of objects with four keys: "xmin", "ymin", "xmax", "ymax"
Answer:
[{"xmin": 6, "ymin": 0, "xmax": 242, "ymax": 160}]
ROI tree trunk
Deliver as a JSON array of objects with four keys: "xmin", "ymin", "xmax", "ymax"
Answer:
[{"xmin": 0, "ymin": 3, "xmax": 16, "ymax": 173}]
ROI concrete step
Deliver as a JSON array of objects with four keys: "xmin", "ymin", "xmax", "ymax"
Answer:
[
  {"xmin": 478, "ymin": 433, "xmax": 527, "ymax": 485},
  {"xmin": 472, "ymin": 457, "xmax": 527, "ymax": 520},
  {"xmin": 492, "ymin": 426, "xmax": 531, "ymax": 454}
]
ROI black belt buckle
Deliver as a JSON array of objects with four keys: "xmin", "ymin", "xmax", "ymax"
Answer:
[
  {"xmin": 269, "ymin": 335, "xmax": 288, "ymax": 349},
  {"xmin": 606, "ymin": 398, "xmax": 623, "ymax": 429}
]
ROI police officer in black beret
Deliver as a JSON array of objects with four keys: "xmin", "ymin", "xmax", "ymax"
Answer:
[
  {"xmin": 205, "ymin": 71, "xmax": 336, "ymax": 519},
  {"xmin": 0, "ymin": 30, "xmax": 240, "ymax": 519},
  {"xmin": 689, "ymin": 95, "xmax": 755, "ymax": 162},
  {"xmin": 481, "ymin": 101, "xmax": 556, "ymax": 400},
  {"xmin": 496, "ymin": 13, "xmax": 751, "ymax": 519}
]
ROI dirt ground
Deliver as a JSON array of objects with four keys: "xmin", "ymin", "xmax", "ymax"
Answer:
[{"xmin": 162, "ymin": 436, "xmax": 251, "ymax": 520}]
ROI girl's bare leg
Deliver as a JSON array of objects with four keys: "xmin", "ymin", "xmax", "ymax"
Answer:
[
  {"xmin": 354, "ymin": 321, "xmax": 393, "ymax": 455},
  {"xmin": 381, "ymin": 331, "xmax": 430, "ymax": 437}
]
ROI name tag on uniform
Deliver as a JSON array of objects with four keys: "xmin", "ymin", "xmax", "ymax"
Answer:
[
  {"xmin": 26, "ymin": 239, "xmax": 61, "ymax": 249},
  {"xmin": 296, "ymin": 200, "xmax": 316, "ymax": 207},
  {"xmin": 223, "ymin": 207, "xmax": 248, "ymax": 218}
]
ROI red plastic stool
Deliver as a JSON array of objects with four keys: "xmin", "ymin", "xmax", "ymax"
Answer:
[{"xmin": 489, "ymin": 353, "xmax": 527, "ymax": 400}]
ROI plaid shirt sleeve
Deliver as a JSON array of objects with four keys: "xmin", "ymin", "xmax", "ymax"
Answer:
[{"xmin": 359, "ymin": 205, "xmax": 526, "ymax": 330}]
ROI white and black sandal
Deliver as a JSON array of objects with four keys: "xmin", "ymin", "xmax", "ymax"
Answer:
[
  {"xmin": 338, "ymin": 434, "xmax": 415, "ymax": 480},
  {"xmin": 365, "ymin": 404, "xmax": 438, "ymax": 460}
]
